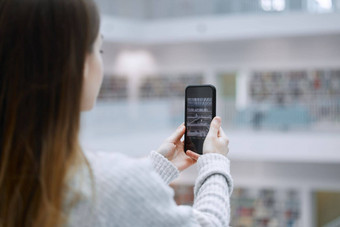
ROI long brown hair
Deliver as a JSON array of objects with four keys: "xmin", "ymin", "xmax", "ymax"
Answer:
[{"xmin": 0, "ymin": 0, "xmax": 100, "ymax": 226}]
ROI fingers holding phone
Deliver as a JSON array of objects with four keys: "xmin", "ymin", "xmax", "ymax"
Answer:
[
  {"xmin": 203, "ymin": 116, "xmax": 229, "ymax": 157},
  {"xmin": 156, "ymin": 123, "xmax": 200, "ymax": 172},
  {"xmin": 185, "ymin": 150, "xmax": 200, "ymax": 161}
]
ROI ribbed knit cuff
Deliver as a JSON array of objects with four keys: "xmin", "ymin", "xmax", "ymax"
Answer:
[
  {"xmin": 148, "ymin": 150, "xmax": 180, "ymax": 184},
  {"xmin": 194, "ymin": 153, "xmax": 233, "ymax": 196}
]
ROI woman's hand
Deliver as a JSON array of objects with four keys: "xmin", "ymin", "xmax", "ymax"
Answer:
[
  {"xmin": 157, "ymin": 123, "xmax": 200, "ymax": 171},
  {"xmin": 203, "ymin": 116, "xmax": 229, "ymax": 156}
]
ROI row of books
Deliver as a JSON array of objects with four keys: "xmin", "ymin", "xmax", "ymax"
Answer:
[
  {"xmin": 170, "ymin": 184, "xmax": 301, "ymax": 227},
  {"xmin": 98, "ymin": 74, "xmax": 204, "ymax": 100},
  {"xmin": 98, "ymin": 70, "xmax": 340, "ymax": 102},
  {"xmin": 249, "ymin": 70, "xmax": 340, "ymax": 104},
  {"xmin": 231, "ymin": 188, "xmax": 300, "ymax": 227}
]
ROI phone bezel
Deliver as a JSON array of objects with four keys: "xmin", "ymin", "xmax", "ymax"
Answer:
[{"xmin": 184, "ymin": 85, "xmax": 216, "ymax": 154}]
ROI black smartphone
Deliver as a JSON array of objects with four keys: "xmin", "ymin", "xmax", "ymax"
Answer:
[{"xmin": 184, "ymin": 85, "xmax": 216, "ymax": 155}]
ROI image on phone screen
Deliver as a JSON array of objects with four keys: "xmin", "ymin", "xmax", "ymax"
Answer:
[{"xmin": 185, "ymin": 85, "xmax": 216, "ymax": 154}]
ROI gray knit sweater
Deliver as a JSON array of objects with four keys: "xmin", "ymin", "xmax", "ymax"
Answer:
[{"xmin": 65, "ymin": 150, "xmax": 233, "ymax": 227}]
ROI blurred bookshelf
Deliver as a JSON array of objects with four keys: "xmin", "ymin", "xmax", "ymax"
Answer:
[
  {"xmin": 237, "ymin": 69, "xmax": 340, "ymax": 130},
  {"xmin": 97, "ymin": 69, "xmax": 340, "ymax": 131},
  {"xmin": 139, "ymin": 74, "xmax": 204, "ymax": 99},
  {"xmin": 249, "ymin": 70, "xmax": 340, "ymax": 105},
  {"xmin": 230, "ymin": 188, "xmax": 300, "ymax": 227},
  {"xmin": 97, "ymin": 74, "xmax": 204, "ymax": 101},
  {"xmin": 170, "ymin": 184, "xmax": 301, "ymax": 227},
  {"xmin": 97, "ymin": 75, "xmax": 128, "ymax": 100}
]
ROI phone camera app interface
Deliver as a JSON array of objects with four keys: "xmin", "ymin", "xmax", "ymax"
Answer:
[{"xmin": 186, "ymin": 97, "xmax": 212, "ymax": 154}]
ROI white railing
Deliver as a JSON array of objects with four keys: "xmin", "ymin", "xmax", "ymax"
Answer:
[
  {"xmin": 218, "ymin": 100, "xmax": 340, "ymax": 130},
  {"xmin": 87, "ymin": 99, "xmax": 340, "ymax": 133}
]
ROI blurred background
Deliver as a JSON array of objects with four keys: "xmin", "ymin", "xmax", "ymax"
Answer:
[{"xmin": 79, "ymin": 0, "xmax": 340, "ymax": 226}]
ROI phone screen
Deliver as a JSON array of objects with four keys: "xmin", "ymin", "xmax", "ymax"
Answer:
[{"xmin": 185, "ymin": 85, "xmax": 216, "ymax": 155}]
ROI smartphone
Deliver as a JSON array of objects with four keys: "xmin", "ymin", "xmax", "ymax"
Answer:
[{"xmin": 184, "ymin": 85, "xmax": 216, "ymax": 155}]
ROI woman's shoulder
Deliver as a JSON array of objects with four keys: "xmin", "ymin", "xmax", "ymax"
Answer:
[
  {"xmin": 83, "ymin": 150, "xmax": 152, "ymax": 176},
  {"xmin": 82, "ymin": 150, "xmax": 158, "ymax": 192},
  {"xmin": 65, "ymin": 150, "xmax": 167, "ymax": 226}
]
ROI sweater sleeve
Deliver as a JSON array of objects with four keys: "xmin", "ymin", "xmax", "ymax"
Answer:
[
  {"xmin": 66, "ymin": 151, "xmax": 233, "ymax": 227},
  {"xmin": 147, "ymin": 151, "xmax": 233, "ymax": 226},
  {"xmin": 193, "ymin": 153, "xmax": 233, "ymax": 226},
  {"xmin": 147, "ymin": 150, "xmax": 179, "ymax": 184}
]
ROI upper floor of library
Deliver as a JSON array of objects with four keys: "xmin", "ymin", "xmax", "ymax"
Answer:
[
  {"xmin": 96, "ymin": 0, "xmax": 340, "ymax": 44},
  {"xmin": 96, "ymin": 0, "xmax": 340, "ymax": 20}
]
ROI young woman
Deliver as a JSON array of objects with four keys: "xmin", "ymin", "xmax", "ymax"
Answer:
[{"xmin": 0, "ymin": 0, "xmax": 233, "ymax": 226}]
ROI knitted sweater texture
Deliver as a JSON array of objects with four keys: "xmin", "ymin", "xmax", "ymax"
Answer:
[{"xmin": 65, "ymin": 150, "xmax": 233, "ymax": 227}]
